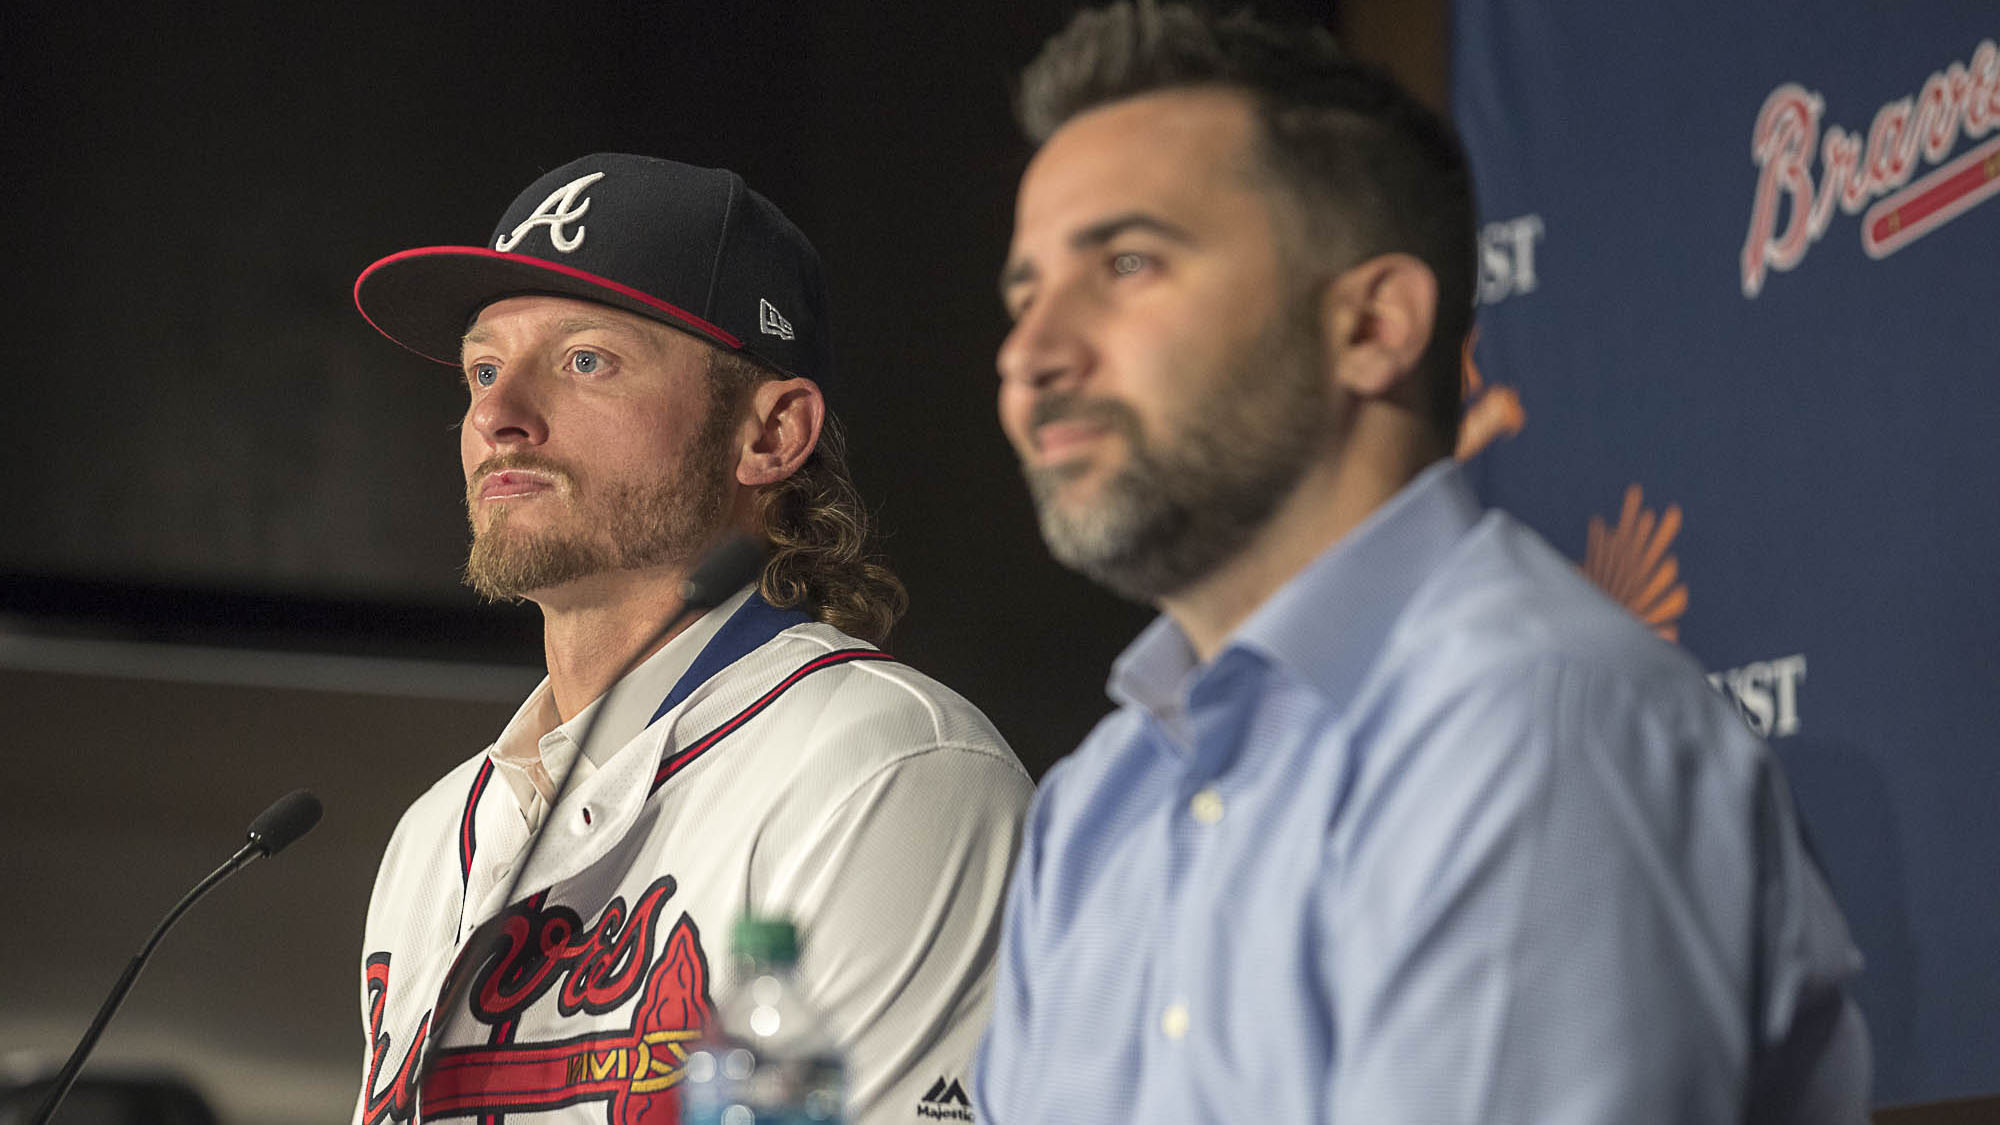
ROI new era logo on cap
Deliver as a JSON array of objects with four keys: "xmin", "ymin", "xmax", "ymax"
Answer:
[
  {"xmin": 353, "ymin": 153, "xmax": 836, "ymax": 400},
  {"xmin": 759, "ymin": 298, "xmax": 795, "ymax": 340}
]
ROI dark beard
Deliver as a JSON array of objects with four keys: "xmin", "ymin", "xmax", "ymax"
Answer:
[{"xmin": 1021, "ymin": 292, "xmax": 1333, "ymax": 604}]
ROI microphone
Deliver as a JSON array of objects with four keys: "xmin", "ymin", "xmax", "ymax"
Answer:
[
  {"xmin": 247, "ymin": 789, "xmax": 325, "ymax": 857},
  {"xmin": 416, "ymin": 534, "xmax": 767, "ymax": 1089},
  {"xmin": 31, "ymin": 790, "xmax": 324, "ymax": 1125}
]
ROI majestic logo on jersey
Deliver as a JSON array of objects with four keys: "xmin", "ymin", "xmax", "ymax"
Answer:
[
  {"xmin": 1741, "ymin": 39, "xmax": 2000, "ymax": 297},
  {"xmin": 917, "ymin": 1076, "xmax": 974, "ymax": 1121},
  {"xmin": 497, "ymin": 171, "xmax": 606, "ymax": 254},
  {"xmin": 360, "ymin": 877, "xmax": 714, "ymax": 1124}
]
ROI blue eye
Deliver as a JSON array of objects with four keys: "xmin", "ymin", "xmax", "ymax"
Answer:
[
  {"xmin": 471, "ymin": 363, "xmax": 498, "ymax": 387},
  {"xmin": 1111, "ymin": 252, "xmax": 1147, "ymax": 277},
  {"xmin": 572, "ymin": 350, "xmax": 601, "ymax": 373}
]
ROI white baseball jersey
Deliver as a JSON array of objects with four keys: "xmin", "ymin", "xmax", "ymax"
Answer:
[{"xmin": 355, "ymin": 588, "xmax": 1030, "ymax": 1125}]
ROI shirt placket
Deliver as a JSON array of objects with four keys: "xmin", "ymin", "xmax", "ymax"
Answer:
[{"xmin": 1151, "ymin": 654, "xmax": 1263, "ymax": 1105}]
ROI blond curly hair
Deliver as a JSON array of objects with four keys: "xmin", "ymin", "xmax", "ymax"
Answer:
[{"xmin": 708, "ymin": 350, "xmax": 908, "ymax": 647}]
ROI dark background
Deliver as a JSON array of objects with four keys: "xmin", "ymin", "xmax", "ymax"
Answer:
[
  {"xmin": 1, "ymin": 0, "xmax": 1444, "ymax": 760},
  {"xmin": 0, "ymin": 3, "xmax": 1442, "ymax": 1120}
]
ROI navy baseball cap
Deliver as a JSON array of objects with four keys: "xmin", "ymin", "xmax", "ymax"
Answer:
[{"xmin": 354, "ymin": 153, "xmax": 833, "ymax": 393}]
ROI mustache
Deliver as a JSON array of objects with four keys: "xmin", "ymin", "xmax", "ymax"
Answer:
[
  {"xmin": 466, "ymin": 451, "xmax": 578, "ymax": 502},
  {"xmin": 1026, "ymin": 392, "xmax": 1141, "ymax": 443}
]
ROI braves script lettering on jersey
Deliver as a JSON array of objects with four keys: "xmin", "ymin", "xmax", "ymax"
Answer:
[{"xmin": 356, "ymin": 590, "xmax": 1031, "ymax": 1124}]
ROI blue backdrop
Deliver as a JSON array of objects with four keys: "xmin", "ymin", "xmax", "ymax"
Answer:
[{"xmin": 1452, "ymin": 0, "xmax": 2000, "ymax": 1104}]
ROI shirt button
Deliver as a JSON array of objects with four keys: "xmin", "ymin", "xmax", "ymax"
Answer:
[
  {"xmin": 1161, "ymin": 1003, "xmax": 1190, "ymax": 1040},
  {"xmin": 1189, "ymin": 788, "xmax": 1224, "ymax": 825}
]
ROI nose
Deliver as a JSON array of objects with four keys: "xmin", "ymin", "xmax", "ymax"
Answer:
[
  {"xmin": 467, "ymin": 369, "xmax": 549, "ymax": 450},
  {"xmin": 996, "ymin": 282, "xmax": 1094, "ymax": 398}
]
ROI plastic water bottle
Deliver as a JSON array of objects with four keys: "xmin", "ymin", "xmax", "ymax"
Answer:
[{"xmin": 682, "ymin": 917, "xmax": 845, "ymax": 1125}]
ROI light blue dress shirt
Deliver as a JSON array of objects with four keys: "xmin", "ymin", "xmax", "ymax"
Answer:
[{"xmin": 975, "ymin": 461, "xmax": 1869, "ymax": 1123}]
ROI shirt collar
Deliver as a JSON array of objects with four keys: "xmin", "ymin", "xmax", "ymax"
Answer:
[
  {"xmin": 488, "ymin": 582, "xmax": 757, "ymax": 818},
  {"xmin": 1109, "ymin": 459, "xmax": 1480, "ymax": 725},
  {"xmin": 566, "ymin": 580, "xmax": 758, "ymax": 767}
]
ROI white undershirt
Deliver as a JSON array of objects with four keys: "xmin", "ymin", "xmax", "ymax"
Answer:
[{"xmin": 486, "ymin": 584, "xmax": 757, "ymax": 829}]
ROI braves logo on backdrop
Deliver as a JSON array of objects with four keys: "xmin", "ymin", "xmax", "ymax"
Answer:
[
  {"xmin": 1741, "ymin": 39, "xmax": 2000, "ymax": 296},
  {"xmin": 497, "ymin": 170, "xmax": 607, "ymax": 254},
  {"xmin": 360, "ymin": 876, "xmax": 715, "ymax": 1124}
]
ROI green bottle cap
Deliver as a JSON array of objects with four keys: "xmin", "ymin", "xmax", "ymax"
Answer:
[{"xmin": 730, "ymin": 916, "xmax": 800, "ymax": 966}]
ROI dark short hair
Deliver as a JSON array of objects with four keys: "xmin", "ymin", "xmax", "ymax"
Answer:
[
  {"xmin": 706, "ymin": 349, "xmax": 908, "ymax": 647},
  {"xmin": 1017, "ymin": 2, "xmax": 1475, "ymax": 450}
]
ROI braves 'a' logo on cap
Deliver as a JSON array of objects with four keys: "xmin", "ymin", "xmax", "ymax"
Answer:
[{"xmin": 497, "ymin": 170, "xmax": 606, "ymax": 254}]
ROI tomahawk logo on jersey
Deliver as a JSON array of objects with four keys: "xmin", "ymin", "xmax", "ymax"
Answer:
[
  {"xmin": 361, "ymin": 883, "xmax": 713, "ymax": 1124},
  {"xmin": 355, "ymin": 589, "xmax": 1030, "ymax": 1124}
]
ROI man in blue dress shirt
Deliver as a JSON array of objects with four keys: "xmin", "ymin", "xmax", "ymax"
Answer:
[{"xmin": 976, "ymin": 4, "xmax": 1871, "ymax": 1121}]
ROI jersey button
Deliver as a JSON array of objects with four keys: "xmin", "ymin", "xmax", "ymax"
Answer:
[
  {"xmin": 1190, "ymin": 788, "xmax": 1224, "ymax": 824},
  {"xmin": 1161, "ymin": 1003, "xmax": 1191, "ymax": 1040}
]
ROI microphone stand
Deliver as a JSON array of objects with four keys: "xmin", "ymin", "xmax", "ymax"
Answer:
[{"xmin": 32, "ymin": 790, "xmax": 322, "ymax": 1125}]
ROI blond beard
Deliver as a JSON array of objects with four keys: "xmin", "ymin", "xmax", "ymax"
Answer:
[{"xmin": 463, "ymin": 402, "xmax": 737, "ymax": 602}]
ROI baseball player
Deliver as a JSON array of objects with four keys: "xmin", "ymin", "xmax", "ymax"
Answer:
[{"xmin": 349, "ymin": 153, "xmax": 1030, "ymax": 1124}]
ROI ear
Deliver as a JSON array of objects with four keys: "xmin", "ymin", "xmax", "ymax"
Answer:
[
  {"xmin": 736, "ymin": 377, "xmax": 825, "ymax": 487},
  {"xmin": 1320, "ymin": 252, "xmax": 1439, "ymax": 399}
]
